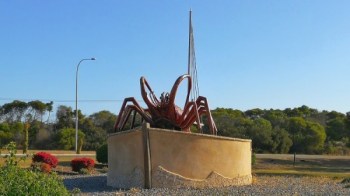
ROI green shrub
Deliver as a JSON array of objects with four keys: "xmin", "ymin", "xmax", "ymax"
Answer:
[
  {"xmin": 0, "ymin": 166, "xmax": 70, "ymax": 195},
  {"xmin": 2, "ymin": 142, "xmax": 27, "ymax": 167},
  {"xmin": 96, "ymin": 143, "xmax": 108, "ymax": 164},
  {"xmin": 0, "ymin": 142, "xmax": 70, "ymax": 195},
  {"xmin": 78, "ymin": 168, "xmax": 90, "ymax": 175},
  {"xmin": 252, "ymin": 152, "xmax": 256, "ymax": 165}
]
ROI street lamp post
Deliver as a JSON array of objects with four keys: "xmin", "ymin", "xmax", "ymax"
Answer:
[{"xmin": 75, "ymin": 58, "xmax": 96, "ymax": 154}]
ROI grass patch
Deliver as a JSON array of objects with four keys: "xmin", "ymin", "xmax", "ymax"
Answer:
[
  {"xmin": 254, "ymin": 169, "xmax": 350, "ymax": 178},
  {"xmin": 253, "ymin": 155, "xmax": 350, "ymax": 179},
  {"xmin": 25, "ymin": 149, "xmax": 95, "ymax": 154}
]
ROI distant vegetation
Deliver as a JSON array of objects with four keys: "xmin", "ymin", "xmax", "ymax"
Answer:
[
  {"xmin": 0, "ymin": 100, "xmax": 115, "ymax": 151},
  {"xmin": 0, "ymin": 100, "xmax": 349, "ymax": 155},
  {"xmin": 209, "ymin": 106, "xmax": 350, "ymax": 155}
]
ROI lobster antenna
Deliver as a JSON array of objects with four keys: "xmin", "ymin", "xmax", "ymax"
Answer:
[{"xmin": 187, "ymin": 9, "xmax": 200, "ymax": 101}]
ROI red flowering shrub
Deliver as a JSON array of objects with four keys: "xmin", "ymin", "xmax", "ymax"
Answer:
[
  {"xmin": 71, "ymin": 157, "xmax": 95, "ymax": 172},
  {"xmin": 32, "ymin": 152, "xmax": 58, "ymax": 168}
]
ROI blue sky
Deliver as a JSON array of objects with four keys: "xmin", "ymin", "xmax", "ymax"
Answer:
[{"xmin": 1, "ymin": 1, "xmax": 350, "ymax": 117}]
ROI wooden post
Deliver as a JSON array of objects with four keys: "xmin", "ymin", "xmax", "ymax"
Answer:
[{"xmin": 142, "ymin": 123, "xmax": 152, "ymax": 189}]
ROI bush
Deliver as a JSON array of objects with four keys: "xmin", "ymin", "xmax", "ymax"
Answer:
[
  {"xmin": 71, "ymin": 157, "xmax": 95, "ymax": 172},
  {"xmin": 2, "ymin": 142, "xmax": 27, "ymax": 167},
  {"xmin": 32, "ymin": 152, "xmax": 58, "ymax": 168},
  {"xmin": 252, "ymin": 152, "xmax": 256, "ymax": 165},
  {"xmin": 96, "ymin": 143, "xmax": 108, "ymax": 164},
  {"xmin": 0, "ymin": 142, "xmax": 69, "ymax": 195},
  {"xmin": 78, "ymin": 168, "xmax": 90, "ymax": 175},
  {"xmin": 0, "ymin": 166, "xmax": 70, "ymax": 195}
]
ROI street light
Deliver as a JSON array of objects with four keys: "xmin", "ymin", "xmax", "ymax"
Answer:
[{"xmin": 75, "ymin": 58, "xmax": 96, "ymax": 154}]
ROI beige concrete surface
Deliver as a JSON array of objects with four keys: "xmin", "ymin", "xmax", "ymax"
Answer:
[
  {"xmin": 107, "ymin": 125, "xmax": 252, "ymax": 188},
  {"xmin": 107, "ymin": 129, "xmax": 145, "ymax": 188},
  {"xmin": 149, "ymin": 128, "xmax": 251, "ymax": 179}
]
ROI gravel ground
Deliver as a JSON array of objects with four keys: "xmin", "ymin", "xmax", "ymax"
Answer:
[{"xmin": 63, "ymin": 174, "xmax": 350, "ymax": 195}]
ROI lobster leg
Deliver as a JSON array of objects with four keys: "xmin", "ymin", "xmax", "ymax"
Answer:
[
  {"xmin": 179, "ymin": 101, "xmax": 202, "ymax": 132},
  {"xmin": 119, "ymin": 105, "xmax": 152, "ymax": 130},
  {"xmin": 180, "ymin": 107, "xmax": 205, "ymax": 132},
  {"xmin": 179, "ymin": 96, "xmax": 217, "ymax": 135},
  {"xmin": 114, "ymin": 97, "xmax": 152, "ymax": 131},
  {"xmin": 196, "ymin": 96, "xmax": 217, "ymax": 135}
]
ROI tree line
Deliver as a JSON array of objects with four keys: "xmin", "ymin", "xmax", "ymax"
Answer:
[
  {"xmin": 0, "ymin": 100, "xmax": 116, "ymax": 152},
  {"xmin": 1, "ymin": 100, "xmax": 349, "ymax": 154},
  {"xmin": 209, "ymin": 106, "xmax": 350, "ymax": 155}
]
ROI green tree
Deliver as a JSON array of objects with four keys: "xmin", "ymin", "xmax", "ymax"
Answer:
[
  {"xmin": 0, "ymin": 100, "xmax": 28, "ymax": 123},
  {"xmin": 263, "ymin": 109, "xmax": 288, "ymax": 128},
  {"xmin": 56, "ymin": 128, "xmax": 85, "ymax": 150},
  {"xmin": 89, "ymin": 110, "xmax": 116, "ymax": 133},
  {"xmin": 55, "ymin": 105, "xmax": 74, "ymax": 129},
  {"xmin": 304, "ymin": 121, "xmax": 326, "ymax": 153},
  {"xmin": 284, "ymin": 107, "xmax": 302, "ymax": 117},
  {"xmin": 271, "ymin": 127, "xmax": 292, "ymax": 153},
  {"xmin": 0, "ymin": 123, "xmax": 12, "ymax": 146},
  {"xmin": 326, "ymin": 118, "xmax": 347, "ymax": 141},
  {"xmin": 28, "ymin": 120, "xmax": 41, "ymax": 146},
  {"xmin": 213, "ymin": 108, "xmax": 244, "ymax": 119},
  {"xmin": 45, "ymin": 101, "xmax": 54, "ymax": 123},
  {"xmin": 245, "ymin": 108, "xmax": 264, "ymax": 119},
  {"xmin": 0, "ymin": 100, "xmax": 52, "ymax": 150},
  {"xmin": 28, "ymin": 100, "xmax": 47, "ymax": 122},
  {"xmin": 211, "ymin": 108, "xmax": 248, "ymax": 138},
  {"xmin": 307, "ymin": 110, "xmax": 328, "ymax": 127},
  {"xmin": 287, "ymin": 117, "xmax": 326, "ymax": 154},
  {"xmin": 246, "ymin": 118, "xmax": 273, "ymax": 153},
  {"xmin": 22, "ymin": 123, "xmax": 29, "ymax": 153},
  {"xmin": 10, "ymin": 122, "xmax": 24, "ymax": 147},
  {"xmin": 327, "ymin": 111, "xmax": 346, "ymax": 120},
  {"xmin": 80, "ymin": 118, "xmax": 106, "ymax": 150}
]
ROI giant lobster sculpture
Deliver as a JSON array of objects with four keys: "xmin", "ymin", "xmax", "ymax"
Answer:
[{"xmin": 114, "ymin": 74, "xmax": 217, "ymax": 135}]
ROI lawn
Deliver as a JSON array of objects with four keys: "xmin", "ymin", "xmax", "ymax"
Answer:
[{"xmin": 254, "ymin": 154, "xmax": 350, "ymax": 178}]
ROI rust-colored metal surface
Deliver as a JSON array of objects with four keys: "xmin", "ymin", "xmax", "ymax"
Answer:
[{"xmin": 114, "ymin": 74, "xmax": 217, "ymax": 135}]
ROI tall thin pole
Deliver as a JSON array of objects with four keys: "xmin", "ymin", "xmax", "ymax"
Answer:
[
  {"xmin": 187, "ymin": 9, "xmax": 192, "ymax": 75},
  {"xmin": 75, "ymin": 58, "xmax": 95, "ymax": 154}
]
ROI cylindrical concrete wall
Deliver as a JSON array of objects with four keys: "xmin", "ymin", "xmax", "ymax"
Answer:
[{"xmin": 107, "ymin": 125, "xmax": 252, "ymax": 188}]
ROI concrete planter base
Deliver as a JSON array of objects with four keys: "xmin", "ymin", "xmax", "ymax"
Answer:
[{"xmin": 107, "ymin": 123, "xmax": 252, "ymax": 189}]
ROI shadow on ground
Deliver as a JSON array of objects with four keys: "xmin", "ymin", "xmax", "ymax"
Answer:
[{"xmin": 63, "ymin": 175, "xmax": 118, "ymax": 193}]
